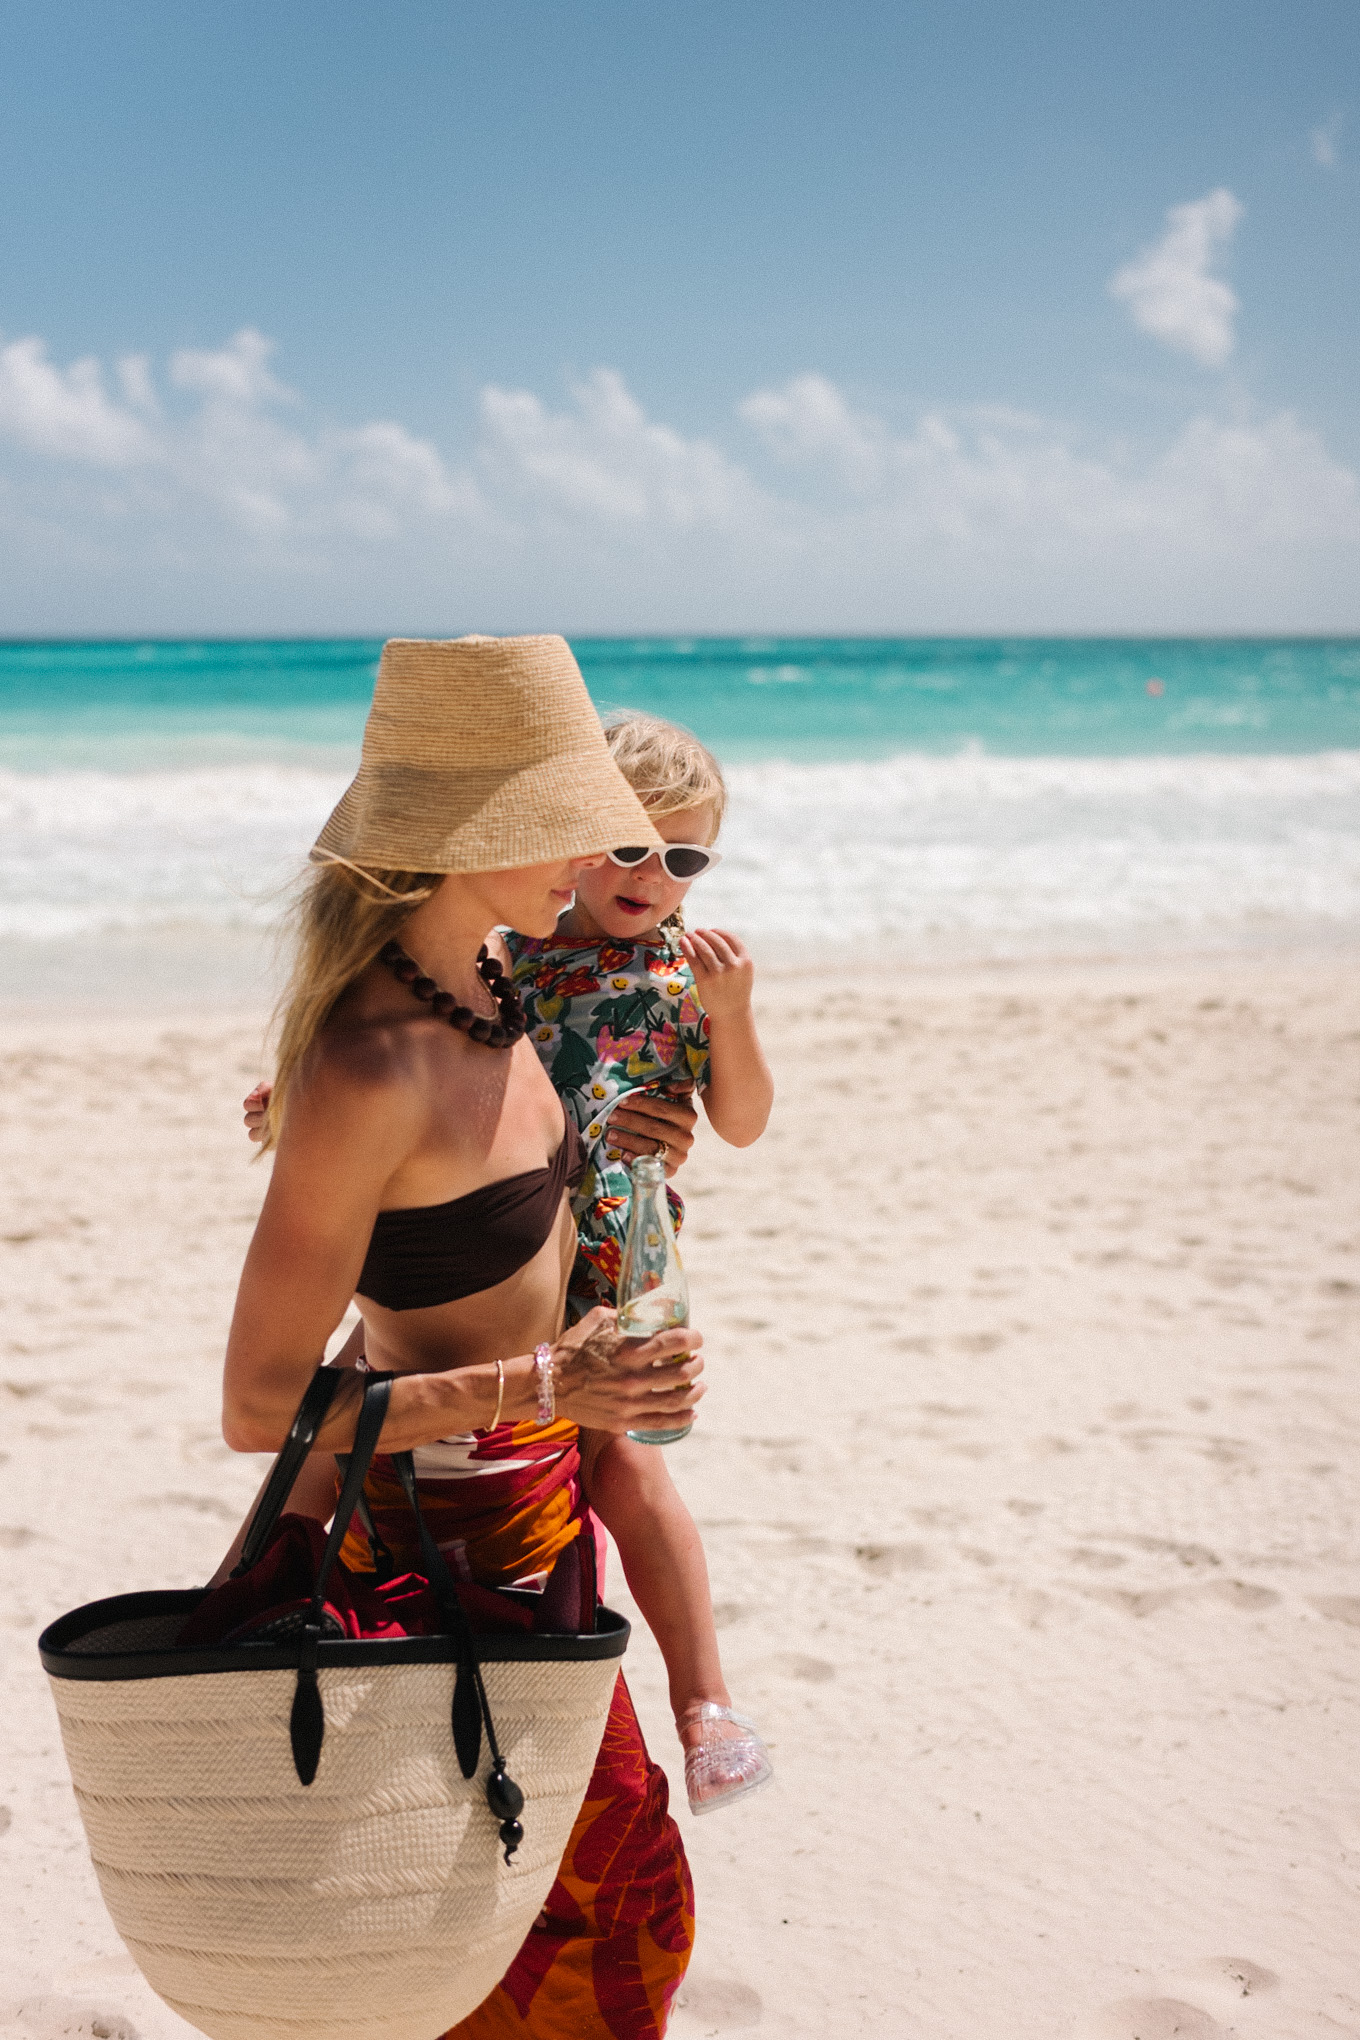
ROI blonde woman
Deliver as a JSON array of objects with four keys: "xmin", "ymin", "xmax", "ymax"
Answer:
[{"xmin": 221, "ymin": 636, "xmax": 702, "ymax": 2040}]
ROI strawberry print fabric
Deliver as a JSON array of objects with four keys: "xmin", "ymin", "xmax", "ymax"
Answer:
[{"xmin": 506, "ymin": 929, "xmax": 710, "ymax": 1315}]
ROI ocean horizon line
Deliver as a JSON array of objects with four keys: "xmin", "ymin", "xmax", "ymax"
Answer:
[{"xmin": 4, "ymin": 630, "xmax": 1360, "ymax": 647}]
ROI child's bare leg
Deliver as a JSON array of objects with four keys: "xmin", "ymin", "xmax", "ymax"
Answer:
[
  {"xmin": 584, "ymin": 1431, "xmax": 730, "ymax": 1721},
  {"xmin": 583, "ymin": 1432, "xmax": 773, "ymax": 1812}
]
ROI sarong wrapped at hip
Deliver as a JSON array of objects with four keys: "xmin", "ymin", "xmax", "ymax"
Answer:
[{"xmin": 341, "ymin": 1417, "xmax": 695, "ymax": 2040}]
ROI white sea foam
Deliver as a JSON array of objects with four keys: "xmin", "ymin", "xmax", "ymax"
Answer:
[
  {"xmin": 0, "ymin": 766, "xmax": 345, "ymax": 941},
  {"xmin": 3, "ymin": 752, "xmax": 1359, "ymax": 958},
  {"xmin": 708, "ymin": 750, "xmax": 1360, "ymax": 954}
]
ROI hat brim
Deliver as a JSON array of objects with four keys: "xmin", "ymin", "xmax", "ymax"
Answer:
[{"xmin": 312, "ymin": 748, "xmax": 664, "ymax": 874}]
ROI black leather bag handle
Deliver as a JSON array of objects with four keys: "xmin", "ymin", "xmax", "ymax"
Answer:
[
  {"xmin": 288, "ymin": 1371, "xmax": 393, "ymax": 1786},
  {"xmin": 391, "ymin": 1450, "xmax": 483, "ymax": 1776},
  {"xmin": 232, "ymin": 1364, "xmax": 347, "ymax": 1579},
  {"xmin": 241, "ymin": 1365, "xmax": 525, "ymax": 1860},
  {"xmin": 309, "ymin": 1373, "xmax": 393, "ymax": 1626},
  {"xmin": 391, "ymin": 1448, "xmax": 526, "ymax": 1863}
]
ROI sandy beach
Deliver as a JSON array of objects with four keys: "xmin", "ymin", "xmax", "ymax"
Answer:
[{"xmin": 2, "ymin": 953, "xmax": 1358, "ymax": 2040}]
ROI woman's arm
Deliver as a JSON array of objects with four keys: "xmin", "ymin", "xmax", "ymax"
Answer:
[{"xmin": 679, "ymin": 929, "xmax": 773, "ymax": 1148}]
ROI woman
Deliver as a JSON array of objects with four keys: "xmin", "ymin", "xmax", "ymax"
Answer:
[{"xmin": 222, "ymin": 634, "xmax": 705, "ymax": 2040}]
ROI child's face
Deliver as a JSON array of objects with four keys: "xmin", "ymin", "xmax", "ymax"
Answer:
[{"xmin": 570, "ymin": 801, "xmax": 718, "ymax": 939}]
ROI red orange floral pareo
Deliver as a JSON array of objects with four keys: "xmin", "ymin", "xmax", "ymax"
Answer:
[
  {"xmin": 340, "ymin": 1427, "xmax": 694, "ymax": 2040},
  {"xmin": 506, "ymin": 928, "xmax": 711, "ymax": 1314}
]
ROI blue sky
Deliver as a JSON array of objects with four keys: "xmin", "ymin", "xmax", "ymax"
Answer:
[{"xmin": 1, "ymin": 0, "xmax": 1356, "ymax": 634}]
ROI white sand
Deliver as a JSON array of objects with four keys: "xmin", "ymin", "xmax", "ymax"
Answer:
[{"xmin": 2, "ymin": 957, "xmax": 1357, "ymax": 2040}]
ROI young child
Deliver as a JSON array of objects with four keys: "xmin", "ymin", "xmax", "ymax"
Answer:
[
  {"xmin": 507, "ymin": 711, "xmax": 775, "ymax": 1811},
  {"xmin": 243, "ymin": 712, "xmax": 773, "ymax": 1812}
]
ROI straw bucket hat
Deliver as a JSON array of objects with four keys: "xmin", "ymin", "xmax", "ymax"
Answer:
[{"xmin": 312, "ymin": 635, "xmax": 663, "ymax": 873}]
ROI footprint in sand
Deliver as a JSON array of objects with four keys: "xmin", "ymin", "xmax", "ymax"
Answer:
[
  {"xmin": 1311, "ymin": 1595, "xmax": 1360, "ymax": 1628},
  {"xmin": 1177, "ymin": 1957, "xmax": 1279, "ymax": 2004},
  {"xmin": 1092, "ymin": 1587, "xmax": 1188, "ymax": 1618},
  {"xmin": 138, "ymin": 1491, "xmax": 242, "ymax": 1522},
  {"xmin": 854, "ymin": 1541, "xmax": 931, "ymax": 1575},
  {"xmin": 1077, "ymin": 1997, "xmax": 1227, "ymax": 2039},
  {"xmin": 1203, "ymin": 1580, "xmax": 1279, "ymax": 1612},
  {"xmin": 0, "ymin": 2001, "xmax": 140, "ymax": 2040},
  {"xmin": 1092, "ymin": 1580, "xmax": 1280, "ymax": 1619},
  {"xmin": 767, "ymin": 1652, "xmax": 835, "ymax": 1682},
  {"xmin": 673, "ymin": 1977, "xmax": 763, "ymax": 2030}
]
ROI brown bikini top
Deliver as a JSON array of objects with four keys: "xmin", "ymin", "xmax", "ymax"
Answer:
[{"xmin": 356, "ymin": 1112, "xmax": 587, "ymax": 1312}]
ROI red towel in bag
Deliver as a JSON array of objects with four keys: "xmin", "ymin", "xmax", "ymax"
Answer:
[{"xmin": 177, "ymin": 1514, "xmax": 536, "ymax": 1648}]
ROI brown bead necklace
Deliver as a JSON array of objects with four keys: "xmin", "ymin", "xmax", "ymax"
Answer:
[{"xmin": 378, "ymin": 938, "xmax": 528, "ymax": 1049}]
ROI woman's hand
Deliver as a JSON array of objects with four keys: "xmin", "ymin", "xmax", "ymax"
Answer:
[
  {"xmin": 605, "ymin": 1083, "xmax": 698, "ymax": 1179},
  {"xmin": 244, "ymin": 1082, "xmax": 272, "ymax": 1144},
  {"xmin": 678, "ymin": 928, "xmax": 754, "ymax": 1018},
  {"xmin": 552, "ymin": 1305, "xmax": 704, "ymax": 1433}
]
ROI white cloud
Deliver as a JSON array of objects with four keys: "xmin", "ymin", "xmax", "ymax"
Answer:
[
  {"xmin": 738, "ymin": 373, "xmax": 885, "ymax": 490},
  {"xmin": 0, "ymin": 325, "xmax": 459, "ymax": 539},
  {"xmin": 477, "ymin": 367, "xmax": 765, "ymax": 529},
  {"xmin": 116, "ymin": 354, "xmax": 159, "ymax": 414},
  {"xmin": 737, "ymin": 374, "xmax": 1359, "ymax": 569},
  {"xmin": 328, "ymin": 420, "xmax": 472, "ymax": 533},
  {"xmin": 0, "ymin": 335, "xmax": 158, "ymax": 464},
  {"xmin": 1109, "ymin": 188, "xmax": 1243, "ymax": 367},
  {"xmin": 170, "ymin": 327, "xmax": 295, "ymax": 406},
  {"xmin": 1311, "ymin": 113, "xmax": 1342, "ymax": 168},
  {"xmin": 0, "ymin": 329, "xmax": 1356, "ymax": 631}
]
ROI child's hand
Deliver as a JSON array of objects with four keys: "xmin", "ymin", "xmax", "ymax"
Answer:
[
  {"xmin": 243, "ymin": 1082, "xmax": 272, "ymax": 1144},
  {"xmin": 679, "ymin": 928, "xmax": 754, "ymax": 1018}
]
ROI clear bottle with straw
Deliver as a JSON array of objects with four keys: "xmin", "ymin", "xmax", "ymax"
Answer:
[{"xmin": 616, "ymin": 1154, "xmax": 693, "ymax": 1445}]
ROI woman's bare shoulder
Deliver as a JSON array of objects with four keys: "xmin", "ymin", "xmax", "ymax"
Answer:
[{"xmin": 283, "ymin": 1000, "xmax": 432, "ymax": 1150}]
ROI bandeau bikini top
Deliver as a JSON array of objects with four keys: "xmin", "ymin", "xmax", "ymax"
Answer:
[{"xmin": 356, "ymin": 1112, "xmax": 586, "ymax": 1312}]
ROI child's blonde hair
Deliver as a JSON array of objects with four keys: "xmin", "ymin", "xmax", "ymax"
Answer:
[{"xmin": 603, "ymin": 712, "xmax": 726, "ymax": 841}]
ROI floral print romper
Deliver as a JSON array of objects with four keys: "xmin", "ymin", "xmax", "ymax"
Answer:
[{"xmin": 506, "ymin": 926, "xmax": 711, "ymax": 1318}]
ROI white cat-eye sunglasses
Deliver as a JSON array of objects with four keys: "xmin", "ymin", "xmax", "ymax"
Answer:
[{"xmin": 607, "ymin": 843, "xmax": 723, "ymax": 880}]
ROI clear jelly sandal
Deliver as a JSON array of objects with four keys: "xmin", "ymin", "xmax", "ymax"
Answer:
[{"xmin": 679, "ymin": 1702, "xmax": 774, "ymax": 1815}]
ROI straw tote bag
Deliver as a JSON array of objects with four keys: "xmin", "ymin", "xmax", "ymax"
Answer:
[{"xmin": 40, "ymin": 1367, "xmax": 630, "ymax": 2040}]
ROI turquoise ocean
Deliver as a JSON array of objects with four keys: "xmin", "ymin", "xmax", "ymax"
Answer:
[{"xmin": 3, "ymin": 637, "xmax": 1359, "ymax": 989}]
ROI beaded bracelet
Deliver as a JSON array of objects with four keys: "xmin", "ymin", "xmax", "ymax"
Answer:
[{"xmin": 533, "ymin": 1343, "xmax": 555, "ymax": 1427}]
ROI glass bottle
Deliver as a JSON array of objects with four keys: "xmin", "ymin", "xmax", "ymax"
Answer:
[{"xmin": 616, "ymin": 1154, "xmax": 692, "ymax": 1445}]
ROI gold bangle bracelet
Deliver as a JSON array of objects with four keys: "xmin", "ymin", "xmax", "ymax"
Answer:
[{"xmin": 488, "ymin": 1356, "xmax": 505, "ymax": 1433}]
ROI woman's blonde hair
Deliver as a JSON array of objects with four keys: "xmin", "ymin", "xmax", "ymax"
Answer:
[
  {"xmin": 259, "ymin": 858, "xmax": 440, "ymax": 1153},
  {"xmin": 603, "ymin": 712, "xmax": 726, "ymax": 838}
]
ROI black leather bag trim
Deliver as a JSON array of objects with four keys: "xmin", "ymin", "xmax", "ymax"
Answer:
[{"xmin": 40, "ymin": 1590, "xmax": 630, "ymax": 1681}]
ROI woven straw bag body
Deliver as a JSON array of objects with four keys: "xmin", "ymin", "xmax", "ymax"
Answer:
[{"xmin": 40, "ymin": 1370, "xmax": 628, "ymax": 2040}]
